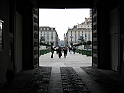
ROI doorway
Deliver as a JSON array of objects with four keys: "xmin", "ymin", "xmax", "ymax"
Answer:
[{"xmin": 39, "ymin": 8, "xmax": 92, "ymax": 67}]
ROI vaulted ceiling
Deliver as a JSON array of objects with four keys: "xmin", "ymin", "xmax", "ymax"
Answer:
[
  {"xmin": 16, "ymin": 0, "xmax": 93, "ymax": 15},
  {"xmin": 38, "ymin": 0, "xmax": 93, "ymax": 8},
  {"xmin": 16, "ymin": 0, "xmax": 118, "ymax": 14}
]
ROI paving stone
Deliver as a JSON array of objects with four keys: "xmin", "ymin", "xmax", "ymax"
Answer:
[
  {"xmin": 60, "ymin": 67, "xmax": 91, "ymax": 93},
  {"xmin": 18, "ymin": 67, "xmax": 52, "ymax": 93},
  {"xmin": 48, "ymin": 67, "xmax": 63, "ymax": 93},
  {"xmin": 81, "ymin": 66, "xmax": 124, "ymax": 93}
]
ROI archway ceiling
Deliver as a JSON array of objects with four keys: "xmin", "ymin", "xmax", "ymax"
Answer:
[
  {"xmin": 16, "ymin": 0, "xmax": 93, "ymax": 15},
  {"xmin": 38, "ymin": 0, "xmax": 93, "ymax": 8}
]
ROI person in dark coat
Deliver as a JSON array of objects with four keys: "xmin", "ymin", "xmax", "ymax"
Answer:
[
  {"xmin": 69, "ymin": 46, "xmax": 72, "ymax": 54},
  {"xmin": 58, "ymin": 46, "xmax": 62, "ymax": 58},
  {"xmin": 72, "ymin": 46, "xmax": 76, "ymax": 54},
  {"xmin": 51, "ymin": 46, "xmax": 54, "ymax": 58},
  {"xmin": 63, "ymin": 46, "xmax": 67, "ymax": 58}
]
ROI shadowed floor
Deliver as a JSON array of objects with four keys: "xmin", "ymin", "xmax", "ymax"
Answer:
[{"xmin": 1, "ymin": 52, "xmax": 124, "ymax": 93}]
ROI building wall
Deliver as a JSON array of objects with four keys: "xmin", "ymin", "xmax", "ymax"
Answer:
[
  {"xmin": 39, "ymin": 26, "xmax": 58, "ymax": 46},
  {"xmin": 0, "ymin": 0, "xmax": 9, "ymax": 85},
  {"xmin": 15, "ymin": 12, "xmax": 22, "ymax": 73},
  {"xmin": 66, "ymin": 19, "xmax": 92, "ymax": 47},
  {"xmin": 119, "ymin": 0, "xmax": 124, "ymax": 76},
  {"xmin": 109, "ymin": 7, "xmax": 118, "ymax": 71}
]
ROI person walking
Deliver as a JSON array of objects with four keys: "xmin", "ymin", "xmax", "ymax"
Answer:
[
  {"xmin": 63, "ymin": 46, "xmax": 67, "ymax": 58},
  {"xmin": 73, "ymin": 46, "xmax": 76, "ymax": 54},
  {"xmin": 51, "ymin": 46, "xmax": 54, "ymax": 58},
  {"xmin": 58, "ymin": 46, "xmax": 62, "ymax": 58},
  {"xmin": 68, "ymin": 46, "xmax": 70, "ymax": 52},
  {"xmin": 69, "ymin": 47, "xmax": 72, "ymax": 54}
]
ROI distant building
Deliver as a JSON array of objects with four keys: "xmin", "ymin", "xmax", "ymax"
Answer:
[
  {"xmin": 39, "ymin": 26, "xmax": 58, "ymax": 47},
  {"xmin": 58, "ymin": 39, "xmax": 64, "ymax": 47},
  {"xmin": 66, "ymin": 17, "xmax": 92, "ymax": 47},
  {"xmin": 65, "ymin": 9, "xmax": 92, "ymax": 47},
  {"xmin": 64, "ymin": 33, "xmax": 68, "ymax": 46}
]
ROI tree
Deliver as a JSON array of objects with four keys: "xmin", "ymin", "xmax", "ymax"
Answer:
[
  {"xmin": 40, "ymin": 36, "xmax": 45, "ymax": 43},
  {"xmin": 83, "ymin": 41, "xmax": 87, "ymax": 49},
  {"xmin": 40, "ymin": 42, "xmax": 51, "ymax": 46},
  {"xmin": 87, "ymin": 41, "xmax": 92, "ymax": 45},
  {"xmin": 39, "ymin": 36, "xmax": 50, "ymax": 46},
  {"xmin": 87, "ymin": 41, "xmax": 92, "ymax": 49},
  {"xmin": 83, "ymin": 41, "xmax": 86, "ymax": 45}
]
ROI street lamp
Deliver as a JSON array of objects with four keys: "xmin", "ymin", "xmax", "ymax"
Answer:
[
  {"xmin": 70, "ymin": 35, "xmax": 73, "ymax": 47},
  {"xmin": 85, "ymin": 35, "xmax": 88, "ymax": 55}
]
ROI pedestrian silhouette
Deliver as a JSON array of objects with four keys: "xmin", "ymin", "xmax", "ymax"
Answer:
[
  {"xmin": 51, "ymin": 46, "xmax": 54, "ymax": 58},
  {"xmin": 63, "ymin": 46, "xmax": 67, "ymax": 58},
  {"xmin": 72, "ymin": 46, "xmax": 76, "ymax": 54},
  {"xmin": 58, "ymin": 46, "xmax": 62, "ymax": 58}
]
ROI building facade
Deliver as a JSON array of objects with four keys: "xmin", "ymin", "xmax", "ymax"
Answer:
[
  {"xmin": 58, "ymin": 39, "xmax": 64, "ymax": 47},
  {"xmin": 66, "ymin": 17, "xmax": 92, "ymax": 47},
  {"xmin": 39, "ymin": 26, "xmax": 58, "ymax": 47}
]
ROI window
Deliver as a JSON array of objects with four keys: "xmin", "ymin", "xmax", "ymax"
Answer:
[
  {"xmin": 47, "ymin": 28, "xmax": 49, "ymax": 30},
  {"xmin": 51, "ymin": 32, "xmax": 53, "ymax": 40}
]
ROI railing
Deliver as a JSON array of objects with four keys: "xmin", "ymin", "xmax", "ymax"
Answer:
[{"xmin": 75, "ymin": 49, "xmax": 92, "ymax": 56}]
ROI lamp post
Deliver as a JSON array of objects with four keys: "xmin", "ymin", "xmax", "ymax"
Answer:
[
  {"xmin": 85, "ymin": 35, "xmax": 88, "ymax": 56},
  {"xmin": 79, "ymin": 36, "xmax": 84, "ymax": 49},
  {"xmin": 70, "ymin": 35, "xmax": 73, "ymax": 47}
]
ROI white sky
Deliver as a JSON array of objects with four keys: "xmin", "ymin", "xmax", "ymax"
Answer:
[{"xmin": 39, "ymin": 8, "xmax": 90, "ymax": 40}]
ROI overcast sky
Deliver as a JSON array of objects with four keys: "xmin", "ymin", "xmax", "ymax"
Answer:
[{"xmin": 39, "ymin": 8, "xmax": 90, "ymax": 40}]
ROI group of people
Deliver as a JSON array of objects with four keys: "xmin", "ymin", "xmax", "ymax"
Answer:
[
  {"xmin": 51, "ymin": 46, "xmax": 76, "ymax": 58},
  {"xmin": 68, "ymin": 46, "xmax": 76, "ymax": 54}
]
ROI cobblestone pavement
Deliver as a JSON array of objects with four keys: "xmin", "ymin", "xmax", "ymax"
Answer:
[
  {"xmin": 60, "ymin": 67, "xmax": 90, "ymax": 93},
  {"xmin": 18, "ymin": 67, "xmax": 52, "ymax": 93},
  {"xmin": 1, "ymin": 52, "xmax": 124, "ymax": 93},
  {"xmin": 1, "ymin": 66, "xmax": 124, "ymax": 93},
  {"xmin": 81, "ymin": 66, "xmax": 124, "ymax": 93},
  {"xmin": 0, "ymin": 69, "xmax": 36, "ymax": 93}
]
